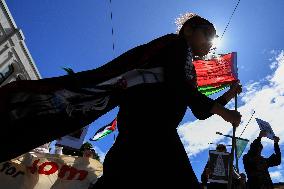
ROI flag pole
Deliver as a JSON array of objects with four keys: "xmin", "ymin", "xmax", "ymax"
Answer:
[
  {"xmin": 228, "ymin": 95, "xmax": 237, "ymax": 189},
  {"xmin": 234, "ymin": 96, "xmax": 239, "ymax": 173}
]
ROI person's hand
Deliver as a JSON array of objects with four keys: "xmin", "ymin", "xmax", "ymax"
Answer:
[
  {"xmin": 205, "ymin": 168, "xmax": 211, "ymax": 178},
  {"xmin": 223, "ymin": 109, "xmax": 242, "ymax": 127},
  {"xmin": 274, "ymin": 136, "xmax": 280, "ymax": 143},
  {"xmin": 210, "ymin": 104, "xmax": 241, "ymax": 126},
  {"xmin": 259, "ymin": 130, "xmax": 267, "ymax": 138},
  {"xmin": 229, "ymin": 81, "xmax": 242, "ymax": 96}
]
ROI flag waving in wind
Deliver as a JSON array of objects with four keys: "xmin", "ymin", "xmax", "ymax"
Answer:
[
  {"xmin": 193, "ymin": 52, "xmax": 238, "ymax": 96},
  {"xmin": 91, "ymin": 118, "xmax": 117, "ymax": 141}
]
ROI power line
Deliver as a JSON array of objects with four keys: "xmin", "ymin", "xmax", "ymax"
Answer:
[
  {"xmin": 109, "ymin": 0, "xmax": 115, "ymax": 58},
  {"xmin": 209, "ymin": 0, "xmax": 241, "ymax": 59},
  {"xmin": 239, "ymin": 110, "xmax": 255, "ymax": 138},
  {"xmin": 220, "ymin": 0, "xmax": 241, "ymax": 40}
]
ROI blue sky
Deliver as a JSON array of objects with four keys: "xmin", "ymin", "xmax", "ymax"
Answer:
[{"xmin": 5, "ymin": 0, "xmax": 284, "ymax": 183}]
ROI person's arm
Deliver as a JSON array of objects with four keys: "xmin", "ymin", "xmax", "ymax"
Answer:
[
  {"xmin": 266, "ymin": 136, "xmax": 281, "ymax": 167},
  {"xmin": 216, "ymin": 81, "xmax": 242, "ymax": 106},
  {"xmin": 248, "ymin": 131, "xmax": 264, "ymax": 153},
  {"xmin": 187, "ymin": 87, "xmax": 241, "ymax": 126},
  {"xmin": 189, "ymin": 82, "xmax": 242, "ymax": 120},
  {"xmin": 210, "ymin": 102, "xmax": 241, "ymax": 126}
]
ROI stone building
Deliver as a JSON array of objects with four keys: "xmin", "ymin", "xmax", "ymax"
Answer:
[{"xmin": 0, "ymin": 0, "xmax": 41, "ymax": 86}]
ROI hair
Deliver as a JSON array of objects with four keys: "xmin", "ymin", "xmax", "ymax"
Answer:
[
  {"xmin": 80, "ymin": 142, "xmax": 93, "ymax": 151},
  {"xmin": 216, "ymin": 144, "xmax": 227, "ymax": 152},
  {"xmin": 175, "ymin": 12, "xmax": 214, "ymax": 35}
]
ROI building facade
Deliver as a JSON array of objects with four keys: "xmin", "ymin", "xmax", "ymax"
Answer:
[{"xmin": 0, "ymin": 0, "xmax": 41, "ymax": 86}]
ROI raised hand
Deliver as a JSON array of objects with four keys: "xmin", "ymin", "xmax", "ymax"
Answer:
[
  {"xmin": 274, "ymin": 136, "xmax": 280, "ymax": 143},
  {"xmin": 259, "ymin": 130, "xmax": 267, "ymax": 138}
]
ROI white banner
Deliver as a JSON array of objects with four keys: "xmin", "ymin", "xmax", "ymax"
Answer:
[{"xmin": 0, "ymin": 153, "xmax": 103, "ymax": 189}]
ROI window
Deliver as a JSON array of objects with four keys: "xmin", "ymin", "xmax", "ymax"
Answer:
[
  {"xmin": 0, "ymin": 64, "xmax": 14, "ymax": 85},
  {"xmin": 16, "ymin": 74, "xmax": 26, "ymax": 81}
]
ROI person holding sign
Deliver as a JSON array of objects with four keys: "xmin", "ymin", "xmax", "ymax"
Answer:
[
  {"xmin": 243, "ymin": 130, "xmax": 281, "ymax": 189},
  {"xmin": 201, "ymin": 144, "xmax": 242, "ymax": 189}
]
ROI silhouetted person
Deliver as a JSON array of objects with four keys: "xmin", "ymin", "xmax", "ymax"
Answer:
[
  {"xmin": 0, "ymin": 13, "xmax": 242, "ymax": 188},
  {"xmin": 201, "ymin": 144, "xmax": 241, "ymax": 189},
  {"xmin": 243, "ymin": 130, "xmax": 281, "ymax": 189},
  {"xmin": 93, "ymin": 13, "xmax": 242, "ymax": 188}
]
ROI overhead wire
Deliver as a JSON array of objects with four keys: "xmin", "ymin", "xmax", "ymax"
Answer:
[
  {"xmin": 239, "ymin": 110, "xmax": 255, "ymax": 138},
  {"xmin": 109, "ymin": 0, "xmax": 115, "ymax": 58},
  {"xmin": 210, "ymin": 0, "xmax": 241, "ymax": 56},
  {"xmin": 219, "ymin": 0, "xmax": 241, "ymax": 41}
]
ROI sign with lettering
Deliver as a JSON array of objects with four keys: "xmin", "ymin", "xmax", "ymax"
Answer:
[
  {"xmin": 208, "ymin": 150, "xmax": 230, "ymax": 184},
  {"xmin": 0, "ymin": 153, "xmax": 103, "ymax": 189}
]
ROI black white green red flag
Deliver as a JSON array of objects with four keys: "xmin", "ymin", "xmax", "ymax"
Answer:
[{"xmin": 91, "ymin": 118, "xmax": 117, "ymax": 141}]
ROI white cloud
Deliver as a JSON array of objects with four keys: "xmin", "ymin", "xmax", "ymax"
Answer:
[
  {"xmin": 178, "ymin": 50, "xmax": 284, "ymax": 158},
  {"xmin": 270, "ymin": 171, "xmax": 284, "ymax": 182}
]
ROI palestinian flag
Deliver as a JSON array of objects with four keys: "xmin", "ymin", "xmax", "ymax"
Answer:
[
  {"xmin": 193, "ymin": 52, "xmax": 238, "ymax": 96},
  {"xmin": 91, "ymin": 118, "xmax": 117, "ymax": 141}
]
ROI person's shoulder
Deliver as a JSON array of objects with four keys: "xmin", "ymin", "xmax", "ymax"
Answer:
[
  {"xmin": 243, "ymin": 153, "xmax": 248, "ymax": 160},
  {"xmin": 159, "ymin": 33, "xmax": 178, "ymax": 38},
  {"xmin": 152, "ymin": 33, "xmax": 179, "ymax": 42},
  {"xmin": 147, "ymin": 33, "xmax": 186, "ymax": 49}
]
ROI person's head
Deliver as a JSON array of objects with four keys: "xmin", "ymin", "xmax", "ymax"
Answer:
[
  {"xmin": 255, "ymin": 143, "xmax": 263, "ymax": 156},
  {"xmin": 80, "ymin": 142, "xmax": 94, "ymax": 158},
  {"xmin": 249, "ymin": 141, "xmax": 263, "ymax": 156},
  {"xmin": 216, "ymin": 144, "xmax": 227, "ymax": 152},
  {"xmin": 176, "ymin": 13, "xmax": 217, "ymax": 57},
  {"xmin": 83, "ymin": 149, "xmax": 94, "ymax": 158}
]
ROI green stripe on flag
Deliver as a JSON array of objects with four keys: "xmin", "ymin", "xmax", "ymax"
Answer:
[
  {"xmin": 198, "ymin": 84, "xmax": 229, "ymax": 96},
  {"xmin": 93, "ymin": 130, "xmax": 113, "ymax": 141}
]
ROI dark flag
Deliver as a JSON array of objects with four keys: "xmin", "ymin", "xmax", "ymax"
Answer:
[{"xmin": 0, "ymin": 33, "xmax": 173, "ymax": 162}]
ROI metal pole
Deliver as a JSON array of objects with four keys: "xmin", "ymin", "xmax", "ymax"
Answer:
[
  {"xmin": 228, "ymin": 95, "xmax": 237, "ymax": 189},
  {"xmin": 235, "ymin": 136, "xmax": 239, "ymax": 173},
  {"xmin": 234, "ymin": 95, "xmax": 239, "ymax": 173}
]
